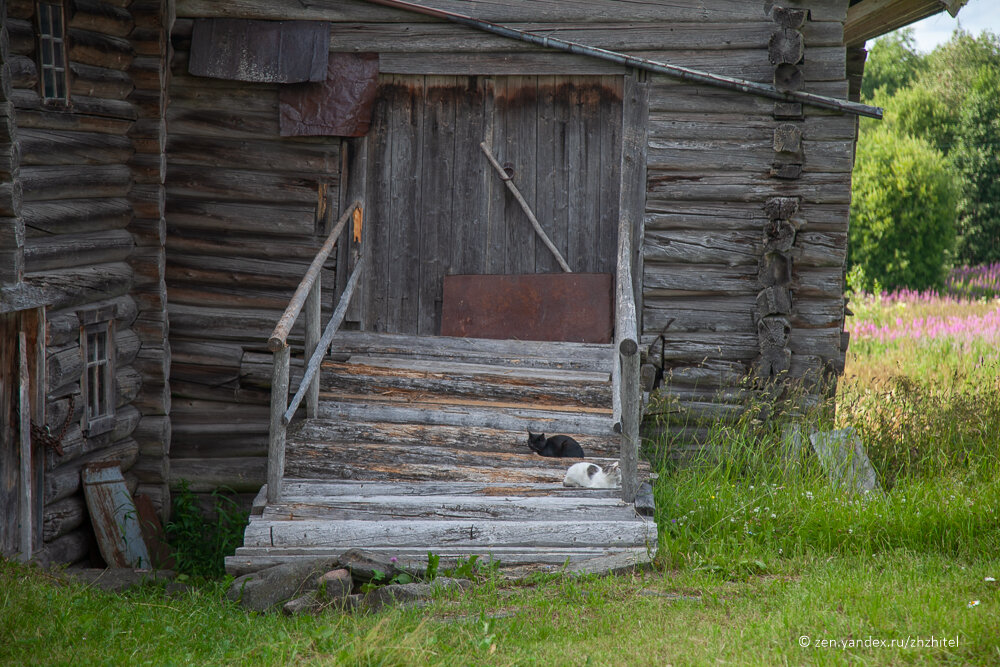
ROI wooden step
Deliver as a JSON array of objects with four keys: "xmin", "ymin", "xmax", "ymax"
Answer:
[
  {"xmin": 320, "ymin": 357, "xmax": 611, "ymax": 409},
  {"xmin": 277, "ymin": 479, "xmax": 624, "ymax": 498},
  {"xmin": 331, "ymin": 331, "xmax": 613, "ymax": 373},
  {"xmin": 314, "ymin": 401, "xmax": 615, "ymax": 437},
  {"xmin": 284, "ymin": 440, "xmax": 631, "ymax": 483},
  {"xmin": 226, "ymin": 545, "xmax": 654, "ymax": 576},
  {"xmin": 289, "ymin": 419, "xmax": 620, "ymax": 457},
  {"xmin": 261, "ymin": 493, "xmax": 641, "ymax": 522},
  {"xmin": 242, "ymin": 517, "xmax": 658, "ymax": 550}
]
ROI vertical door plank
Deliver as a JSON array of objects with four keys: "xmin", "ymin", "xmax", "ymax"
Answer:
[
  {"xmin": 450, "ymin": 76, "xmax": 490, "ymax": 278},
  {"xmin": 18, "ymin": 331, "xmax": 33, "ymax": 559},
  {"xmin": 418, "ymin": 75, "xmax": 458, "ymax": 335},
  {"xmin": 502, "ymin": 75, "xmax": 538, "ymax": 275},
  {"xmin": 364, "ymin": 76, "xmax": 395, "ymax": 332},
  {"xmin": 598, "ymin": 75, "xmax": 625, "ymax": 275},
  {"xmin": 1, "ymin": 315, "xmax": 18, "ymax": 556},
  {"xmin": 484, "ymin": 77, "xmax": 507, "ymax": 275}
]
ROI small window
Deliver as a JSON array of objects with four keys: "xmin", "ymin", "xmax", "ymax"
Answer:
[
  {"xmin": 79, "ymin": 312, "xmax": 115, "ymax": 436},
  {"xmin": 36, "ymin": 1, "xmax": 70, "ymax": 104}
]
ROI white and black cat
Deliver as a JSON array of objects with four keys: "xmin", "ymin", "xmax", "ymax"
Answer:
[
  {"xmin": 527, "ymin": 431, "xmax": 585, "ymax": 458},
  {"xmin": 563, "ymin": 461, "xmax": 621, "ymax": 488}
]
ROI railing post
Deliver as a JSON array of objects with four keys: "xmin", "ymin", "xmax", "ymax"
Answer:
[
  {"xmin": 267, "ymin": 343, "xmax": 290, "ymax": 503},
  {"xmin": 304, "ymin": 275, "xmax": 321, "ymax": 418},
  {"xmin": 619, "ymin": 341, "xmax": 640, "ymax": 504}
]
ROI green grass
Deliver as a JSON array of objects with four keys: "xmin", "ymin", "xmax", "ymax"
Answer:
[{"xmin": 2, "ymin": 294, "xmax": 999, "ymax": 665}]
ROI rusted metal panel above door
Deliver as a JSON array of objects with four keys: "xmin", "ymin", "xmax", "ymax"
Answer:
[
  {"xmin": 441, "ymin": 273, "xmax": 613, "ymax": 343},
  {"xmin": 279, "ymin": 53, "xmax": 380, "ymax": 137}
]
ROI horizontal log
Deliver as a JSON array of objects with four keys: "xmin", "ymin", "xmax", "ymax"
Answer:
[
  {"xmin": 8, "ymin": 54, "xmax": 37, "ymax": 89},
  {"xmin": 277, "ymin": 479, "xmax": 624, "ymax": 499},
  {"xmin": 165, "ymin": 232, "xmax": 335, "ymax": 262},
  {"xmin": 130, "ymin": 55, "xmax": 166, "ymax": 91},
  {"xmin": 43, "ymin": 438, "xmax": 139, "ymax": 505},
  {"xmin": 285, "ymin": 439, "xmax": 639, "ymax": 484},
  {"xmin": 175, "ymin": 0, "xmax": 845, "ymax": 24},
  {"xmin": 14, "ymin": 108, "xmax": 134, "ymax": 135},
  {"xmin": 246, "ymin": 517, "xmax": 654, "ymax": 550},
  {"xmin": 165, "ymin": 165, "xmax": 320, "ymax": 205},
  {"xmin": 0, "ymin": 179, "xmax": 22, "ymax": 217},
  {"xmin": 22, "ymin": 198, "xmax": 132, "ymax": 237},
  {"xmin": 70, "ymin": 61, "xmax": 135, "ymax": 99},
  {"xmin": 166, "ymin": 253, "xmax": 331, "ymax": 290},
  {"xmin": 647, "ymin": 138, "xmax": 855, "ymax": 174},
  {"xmin": 291, "ymin": 418, "xmax": 618, "ymax": 458},
  {"xmin": 24, "ymin": 229, "xmax": 134, "ymax": 271},
  {"xmin": 43, "ymin": 496, "xmax": 87, "ymax": 542},
  {"xmin": 24, "ymin": 262, "xmax": 133, "ymax": 311},
  {"xmin": 165, "ymin": 200, "xmax": 316, "ymax": 237},
  {"xmin": 262, "ymin": 493, "xmax": 639, "ymax": 523},
  {"xmin": 643, "ymin": 201, "xmax": 849, "ymax": 233},
  {"xmin": 644, "ymin": 295, "xmax": 845, "ymax": 333},
  {"xmin": 18, "ymin": 129, "xmax": 133, "ymax": 166},
  {"xmin": 169, "ymin": 456, "xmax": 265, "ymax": 493},
  {"xmin": 130, "ymin": 455, "xmax": 169, "ymax": 484},
  {"xmin": 70, "ymin": 0, "xmax": 135, "ymax": 38},
  {"xmin": 166, "ymin": 104, "xmax": 280, "ymax": 140},
  {"xmin": 133, "ymin": 415, "xmax": 172, "ymax": 456},
  {"xmin": 647, "ymin": 78, "xmax": 849, "ymax": 116},
  {"xmin": 648, "ymin": 112, "xmax": 858, "ymax": 142},
  {"xmin": 380, "ymin": 51, "xmax": 623, "ymax": 76},
  {"xmin": 5, "ymin": 18, "xmax": 34, "ymax": 57},
  {"xmin": 166, "ymin": 135, "xmax": 340, "ymax": 174},
  {"xmin": 116, "ymin": 365, "xmax": 143, "ymax": 406},
  {"xmin": 645, "ymin": 171, "xmax": 852, "ymax": 205},
  {"xmin": 12, "ymin": 88, "xmax": 138, "ymax": 120},
  {"xmin": 642, "ymin": 229, "xmax": 847, "ymax": 268},
  {"xmin": 133, "ymin": 379, "xmax": 170, "ymax": 415},
  {"xmin": 69, "ymin": 28, "xmax": 134, "ymax": 71},
  {"xmin": 167, "ymin": 303, "xmax": 303, "ymax": 344},
  {"xmin": 326, "ymin": 20, "xmax": 843, "ymax": 53},
  {"xmin": 50, "ymin": 410, "xmax": 141, "ymax": 469},
  {"xmin": 127, "ymin": 245, "xmax": 165, "ymax": 287},
  {"xmin": 21, "ymin": 165, "xmax": 132, "ymax": 201},
  {"xmin": 643, "ymin": 263, "xmax": 842, "ymax": 298}
]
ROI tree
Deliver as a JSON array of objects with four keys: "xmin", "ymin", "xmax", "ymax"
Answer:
[
  {"xmin": 848, "ymin": 126, "xmax": 958, "ymax": 292},
  {"xmin": 860, "ymin": 29, "xmax": 926, "ymax": 101},
  {"xmin": 952, "ymin": 66, "xmax": 1000, "ymax": 264}
]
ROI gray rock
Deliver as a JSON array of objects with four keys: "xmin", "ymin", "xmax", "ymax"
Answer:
[
  {"xmin": 283, "ymin": 593, "xmax": 322, "ymax": 616},
  {"xmin": 336, "ymin": 549, "xmax": 418, "ymax": 583},
  {"xmin": 318, "ymin": 568, "xmax": 353, "ymax": 602},
  {"xmin": 226, "ymin": 558, "xmax": 338, "ymax": 612},
  {"xmin": 362, "ymin": 577, "xmax": 471, "ymax": 612}
]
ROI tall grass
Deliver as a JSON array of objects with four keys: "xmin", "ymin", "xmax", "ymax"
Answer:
[{"xmin": 649, "ymin": 286, "xmax": 1000, "ymax": 574}]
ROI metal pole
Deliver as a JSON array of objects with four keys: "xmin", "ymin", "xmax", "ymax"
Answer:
[{"xmin": 361, "ymin": 0, "xmax": 883, "ymax": 119}]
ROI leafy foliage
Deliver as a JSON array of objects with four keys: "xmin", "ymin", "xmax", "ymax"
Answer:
[
  {"xmin": 165, "ymin": 481, "xmax": 249, "ymax": 579},
  {"xmin": 854, "ymin": 29, "xmax": 1000, "ymax": 283},
  {"xmin": 848, "ymin": 126, "xmax": 958, "ymax": 291}
]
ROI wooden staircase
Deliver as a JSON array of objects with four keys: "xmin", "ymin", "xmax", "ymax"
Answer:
[{"xmin": 226, "ymin": 332, "xmax": 658, "ymax": 575}]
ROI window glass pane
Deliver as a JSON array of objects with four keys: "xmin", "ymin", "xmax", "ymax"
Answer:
[
  {"xmin": 38, "ymin": 3, "xmax": 51, "ymax": 28},
  {"xmin": 53, "ymin": 40, "xmax": 64, "ymax": 65},
  {"xmin": 88, "ymin": 366, "xmax": 99, "ymax": 417},
  {"xmin": 50, "ymin": 3, "xmax": 63, "ymax": 33}
]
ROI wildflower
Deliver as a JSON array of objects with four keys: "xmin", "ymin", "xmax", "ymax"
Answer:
[
  {"xmin": 390, "ymin": 557, "xmax": 397, "ymax": 564},
  {"xmin": 968, "ymin": 600, "xmax": 980, "ymax": 608},
  {"xmin": 986, "ymin": 577, "xmax": 996, "ymax": 583},
  {"xmin": 771, "ymin": 513, "xmax": 777, "ymax": 519}
]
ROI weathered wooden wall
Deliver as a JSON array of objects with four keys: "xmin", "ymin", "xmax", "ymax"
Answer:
[
  {"xmin": 5, "ymin": 0, "xmax": 163, "ymax": 565},
  {"xmin": 164, "ymin": 19, "xmax": 341, "ymax": 500},
  {"xmin": 172, "ymin": 0, "xmax": 857, "ymax": 464}
]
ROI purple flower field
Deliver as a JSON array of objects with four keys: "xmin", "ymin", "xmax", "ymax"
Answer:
[{"xmin": 847, "ymin": 264, "xmax": 1000, "ymax": 346}]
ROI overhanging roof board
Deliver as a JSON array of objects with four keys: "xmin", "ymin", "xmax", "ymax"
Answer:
[
  {"xmin": 845, "ymin": 0, "xmax": 970, "ymax": 46},
  {"xmin": 360, "ymin": 0, "xmax": 884, "ymax": 119},
  {"xmin": 189, "ymin": 19, "xmax": 330, "ymax": 83}
]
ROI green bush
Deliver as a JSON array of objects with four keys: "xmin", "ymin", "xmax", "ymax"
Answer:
[
  {"xmin": 848, "ymin": 126, "xmax": 958, "ymax": 292},
  {"xmin": 165, "ymin": 481, "xmax": 248, "ymax": 579}
]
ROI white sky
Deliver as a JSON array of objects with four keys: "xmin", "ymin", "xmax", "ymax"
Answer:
[{"xmin": 906, "ymin": 0, "xmax": 1000, "ymax": 52}]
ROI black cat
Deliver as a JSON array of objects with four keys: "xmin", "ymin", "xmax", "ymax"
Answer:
[{"xmin": 527, "ymin": 431, "xmax": 585, "ymax": 458}]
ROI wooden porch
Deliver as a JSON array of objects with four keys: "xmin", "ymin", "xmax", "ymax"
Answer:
[{"xmin": 226, "ymin": 331, "xmax": 657, "ymax": 575}]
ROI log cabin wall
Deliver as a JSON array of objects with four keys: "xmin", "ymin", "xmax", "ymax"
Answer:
[
  {"xmin": 164, "ymin": 19, "xmax": 341, "ymax": 503},
  {"xmin": 1, "ymin": 0, "xmax": 26, "ymax": 285},
  {"xmin": 171, "ymin": 0, "xmax": 857, "ymax": 468},
  {"xmin": 4, "ymin": 0, "xmax": 168, "ymax": 565}
]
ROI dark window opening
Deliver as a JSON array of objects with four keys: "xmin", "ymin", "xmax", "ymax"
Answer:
[
  {"xmin": 36, "ymin": 1, "xmax": 69, "ymax": 104},
  {"xmin": 80, "ymin": 318, "xmax": 115, "ymax": 436}
]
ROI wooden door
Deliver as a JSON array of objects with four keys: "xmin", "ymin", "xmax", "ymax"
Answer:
[
  {"xmin": 354, "ymin": 74, "xmax": 624, "ymax": 335},
  {"xmin": 1, "ymin": 310, "xmax": 43, "ymax": 559}
]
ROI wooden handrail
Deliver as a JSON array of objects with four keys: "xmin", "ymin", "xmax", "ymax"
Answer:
[
  {"xmin": 268, "ymin": 200, "xmax": 361, "ymax": 352},
  {"xmin": 614, "ymin": 210, "xmax": 641, "ymax": 504},
  {"xmin": 267, "ymin": 199, "xmax": 364, "ymax": 503},
  {"xmin": 282, "ymin": 257, "xmax": 365, "ymax": 425}
]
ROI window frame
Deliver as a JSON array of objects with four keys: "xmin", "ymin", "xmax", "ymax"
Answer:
[
  {"xmin": 78, "ymin": 307, "xmax": 116, "ymax": 437},
  {"xmin": 35, "ymin": 0, "xmax": 71, "ymax": 106}
]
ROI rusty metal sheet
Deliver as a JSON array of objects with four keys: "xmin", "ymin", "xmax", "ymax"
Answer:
[
  {"xmin": 189, "ymin": 19, "xmax": 329, "ymax": 83},
  {"xmin": 441, "ymin": 273, "xmax": 613, "ymax": 343},
  {"xmin": 82, "ymin": 462, "xmax": 151, "ymax": 568},
  {"xmin": 280, "ymin": 53, "xmax": 379, "ymax": 137}
]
